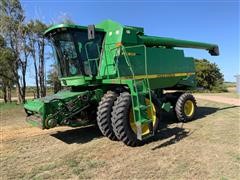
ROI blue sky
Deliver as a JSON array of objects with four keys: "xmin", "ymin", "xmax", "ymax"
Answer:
[{"xmin": 21, "ymin": 0, "xmax": 239, "ymax": 83}]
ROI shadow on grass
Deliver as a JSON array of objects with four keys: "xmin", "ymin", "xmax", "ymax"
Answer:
[
  {"xmin": 50, "ymin": 105, "xmax": 238, "ymax": 146},
  {"xmin": 50, "ymin": 125, "xmax": 103, "ymax": 144},
  {"xmin": 151, "ymin": 105, "xmax": 239, "ymax": 150},
  {"xmin": 149, "ymin": 112, "xmax": 191, "ymax": 150},
  {"xmin": 151, "ymin": 127, "xmax": 190, "ymax": 150},
  {"xmin": 195, "ymin": 105, "xmax": 239, "ymax": 119},
  {"xmin": 161, "ymin": 105, "xmax": 239, "ymax": 124}
]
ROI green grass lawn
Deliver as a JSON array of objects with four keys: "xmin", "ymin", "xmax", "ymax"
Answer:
[{"xmin": 1, "ymin": 99, "xmax": 240, "ymax": 179}]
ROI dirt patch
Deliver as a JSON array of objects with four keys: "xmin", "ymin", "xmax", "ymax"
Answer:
[
  {"xmin": 1, "ymin": 126, "xmax": 74, "ymax": 142},
  {"xmin": 195, "ymin": 94, "xmax": 240, "ymax": 106}
]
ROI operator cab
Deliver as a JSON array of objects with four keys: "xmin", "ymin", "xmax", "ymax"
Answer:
[{"xmin": 45, "ymin": 25, "xmax": 105, "ymax": 78}]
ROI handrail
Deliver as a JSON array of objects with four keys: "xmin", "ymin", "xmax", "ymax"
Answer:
[
  {"xmin": 84, "ymin": 42, "xmax": 101, "ymax": 76},
  {"xmin": 115, "ymin": 44, "xmax": 154, "ymax": 125}
]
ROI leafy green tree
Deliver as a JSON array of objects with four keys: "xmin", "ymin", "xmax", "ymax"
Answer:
[
  {"xmin": 1, "ymin": 0, "xmax": 49, "ymax": 102},
  {"xmin": 0, "ymin": 0, "xmax": 25, "ymax": 103},
  {"xmin": 195, "ymin": 59, "xmax": 225, "ymax": 91},
  {"xmin": 0, "ymin": 35, "xmax": 16, "ymax": 102},
  {"xmin": 47, "ymin": 64, "xmax": 61, "ymax": 93}
]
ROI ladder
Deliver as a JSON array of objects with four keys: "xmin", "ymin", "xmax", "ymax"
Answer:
[{"xmin": 120, "ymin": 45, "xmax": 154, "ymax": 140}]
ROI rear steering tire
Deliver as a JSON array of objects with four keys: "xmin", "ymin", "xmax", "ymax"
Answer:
[
  {"xmin": 97, "ymin": 91, "xmax": 119, "ymax": 140},
  {"xmin": 175, "ymin": 93, "xmax": 197, "ymax": 122}
]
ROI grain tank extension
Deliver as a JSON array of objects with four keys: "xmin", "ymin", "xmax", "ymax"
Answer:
[{"xmin": 24, "ymin": 20, "xmax": 219, "ymax": 146}]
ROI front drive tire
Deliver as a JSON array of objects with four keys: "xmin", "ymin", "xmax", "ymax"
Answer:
[
  {"xmin": 97, "ymin": 91, "xmax": 118, "ymax": 140},
  {"xmin": 111, "ymin": 92, "xmax": 161, "ymax": 146},
  {"xmin": 175, "ymin": 93, "xmax": 197, "ymax": 122}
]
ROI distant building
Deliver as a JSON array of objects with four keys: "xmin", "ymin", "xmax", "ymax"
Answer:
[{"xmin": 236, "ymin": 75, "xmax": 240, "ymax": 94}]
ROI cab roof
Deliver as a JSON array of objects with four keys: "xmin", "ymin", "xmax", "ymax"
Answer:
[{"xmin": 44, "ymin": 24, "xmax": 104, "ymax": 37}]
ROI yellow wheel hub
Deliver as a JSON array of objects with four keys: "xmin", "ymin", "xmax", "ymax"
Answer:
[
  {"xmin": 129, "ymin": 99, "xmax": 157, "ymax": 136},
  {"xmin": 184, "ymin": 100, "xmax": 194, "ymax": 117}
]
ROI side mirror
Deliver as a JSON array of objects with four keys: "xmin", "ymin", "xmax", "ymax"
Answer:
[{"xmin": 88, "ymin": 25, "xmax": 95, "ymax": 40}]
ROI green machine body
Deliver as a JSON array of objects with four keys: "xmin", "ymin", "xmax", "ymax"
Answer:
[{"xmin": 24, "ymin": 20, "xmax": 219, "ymax": 146}]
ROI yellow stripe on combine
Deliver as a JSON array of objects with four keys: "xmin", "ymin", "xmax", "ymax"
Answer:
[{"xmin": 120, "ymin": 72, "xmax": 195, "ymax": 80}]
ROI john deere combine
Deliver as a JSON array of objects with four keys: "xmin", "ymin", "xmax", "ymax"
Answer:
[{"xmin": 24, "ymin": 20, "xmax": 219, "ymax": 146}]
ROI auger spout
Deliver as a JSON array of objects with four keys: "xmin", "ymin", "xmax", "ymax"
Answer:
[{"xmin": 139, "ymin": 35, "xmax": 219, "ymax": 56}]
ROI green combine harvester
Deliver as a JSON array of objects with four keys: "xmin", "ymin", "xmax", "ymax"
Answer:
[{"xmin": 24, "ymin": 20, "xmax": 219, "ymax": 146}]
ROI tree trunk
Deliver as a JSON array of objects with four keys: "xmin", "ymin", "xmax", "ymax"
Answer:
[
  {"xmin": 13, "ymin": 60, "xmax": 23, "ymax": 104},
  {"xmin": 2, "ymin": 85, "xmax": 7, "ymax": 103},
  {"xmin": 16, "ymin": 82, "xmax": 22, "ymax": 104},
  {"xmin": 21, "ymin": 53, "xmax": 28, "ymax": 103},
  {"xmin": 10, "ymin": 46, "xmax": 23, "ymax": 103},
  {"xmin": 7, "ymin": 85, "xmax": 11, "ymax": 102},
  {"xmin": 53, "ymin": 80, "xmax": 61, "ymax": 94},
  {"xmin": 38, "ymin": 39, "xmax": 46, "ymax": 97},
  {"xmin": 33, "ymin": 57, "xmax": 40, "ymax": 98},
  {"xmin": 31, "ymin": 47, "xmax": 40, "ymax": 98},
  {"xmin": 21, "ymin": 68, "xmax": 26, "ymax": 103},
  {"xmin": 15, "ymin": 67, "xmax": 23, "ymax": 104}
]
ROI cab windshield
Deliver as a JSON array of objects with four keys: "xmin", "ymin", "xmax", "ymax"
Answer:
[{"xmin": 50, "ymin": 29, "xmax": 105, "ymax": 77}]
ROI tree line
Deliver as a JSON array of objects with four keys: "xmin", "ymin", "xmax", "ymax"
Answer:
[{"xmin": 0, "ymin": 0, "xmax": 50, "ymax": 103}]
